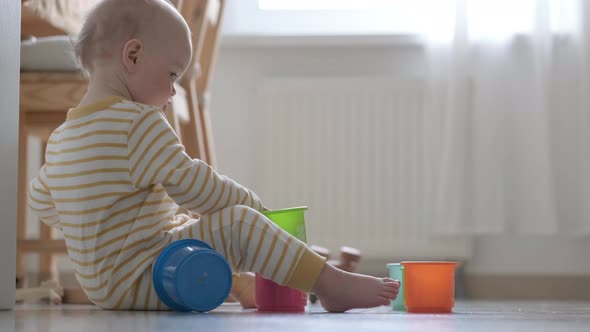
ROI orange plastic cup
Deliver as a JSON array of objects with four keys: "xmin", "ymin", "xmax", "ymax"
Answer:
[{"xmin": 400, "ymin": 261, "xmax": 459, "ymax": 313}]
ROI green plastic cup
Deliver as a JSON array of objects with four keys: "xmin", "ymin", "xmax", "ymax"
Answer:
[
  {"xmin": 257, "ymin": 206, "xmax": 309, "ymax": 312},
  {"xmin": 261, "ymin": 206, "xmax": 307, "ymax": 242},
  {"xmin": 386, "ymin": 263, "xmax": 405, "ymax": 311}
]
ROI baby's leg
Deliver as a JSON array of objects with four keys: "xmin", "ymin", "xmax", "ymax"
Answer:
[
  {"xmin": 130, "ymin": 265, "xmax": 168, "ymax": 310},
  {"xmin": 184, "ymin": 205, "xmax": 320, "ymax": 288},
  {"xmin": 183, "ymin": 205, "xmax": 400, "ymax": 312},
  {"xmin": 124, "ymin": 230, "xmax": 188, "ymax": 311}
]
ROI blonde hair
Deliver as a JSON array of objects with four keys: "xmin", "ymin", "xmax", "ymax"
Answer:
[{"xmin": 74, "ymin": 0, "xmax": 180, "ymax": 74}]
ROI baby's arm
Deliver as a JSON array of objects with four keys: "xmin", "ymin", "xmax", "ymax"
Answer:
[
  {"xmin": 127, "ymin": 109, "xmax": 266, "ymax": 215},
  {"xmin": 28, "ymin": 165, "xmax": 61, "ymax": 229}
]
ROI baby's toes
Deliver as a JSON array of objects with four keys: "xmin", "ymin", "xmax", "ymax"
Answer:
[
  {"xmin": 378, "ymin": 295, "xmax": 393, "ymax": 305},
  {"xmin": 381, "ymin": 290, "xmax": 397, "ymax": 300},
  {"xmin": 383, "ymin": 282, "xmax": 400, "ymax": 291}
]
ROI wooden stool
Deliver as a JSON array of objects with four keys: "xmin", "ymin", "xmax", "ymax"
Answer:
[{"xmin": 17, "ymin": 72, "xmax": 83, "ymax": 290}]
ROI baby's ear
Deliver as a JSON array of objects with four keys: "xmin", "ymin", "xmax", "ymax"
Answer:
[{"xmin": 122, "ymin": 38, "xmax": 143, "ymax": 72}]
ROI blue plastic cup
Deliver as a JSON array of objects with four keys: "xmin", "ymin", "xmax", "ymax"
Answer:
[
  {"xmin": 153, "ymin": 239, "xmax": 232, "ymax": 312},
  {"xmin": 386, "ymin": 263, "xmax": 405, "ymax": 311}
]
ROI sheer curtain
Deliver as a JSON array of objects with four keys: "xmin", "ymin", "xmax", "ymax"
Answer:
[{"xmin": 421, "ymin": 0, "xmax": 590, "ymax": 235}]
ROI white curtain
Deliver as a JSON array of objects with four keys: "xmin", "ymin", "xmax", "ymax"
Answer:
[{"xmin": 421, "ymin": 0, "xmax": 590, "ymax": 235}]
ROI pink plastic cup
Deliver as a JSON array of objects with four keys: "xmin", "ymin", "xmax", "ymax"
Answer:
[
  {"xmin": 255, "ymin": 207, "xmax": 309, "ymax": 312},
  {"xmin": 255, "ymin": 273, "xmax": 307, "ymax": 312}
]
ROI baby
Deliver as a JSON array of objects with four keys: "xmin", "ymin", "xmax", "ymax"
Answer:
[{"xmin": 28, "ymin": 0, "xmax": 399, "ymax": 312}]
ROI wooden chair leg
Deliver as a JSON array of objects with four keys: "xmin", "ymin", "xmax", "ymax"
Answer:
[
  {"xmin": 193, "ymin": 0, "xmax": 224, "ymax": 168},
  {"xmin": 197, "ymin": 93, "xmax": 217, "ymax": 168},
  {"xmin": 38, "ymin": 140, "xmax": 58, "ymax": 283},
  {"xmin": 38, "ymin": 223, "xmax": 57, "ymax": 280},
  {"xmin": 182, "ymin": 80, "xmax": 208, "ymax": 162}
]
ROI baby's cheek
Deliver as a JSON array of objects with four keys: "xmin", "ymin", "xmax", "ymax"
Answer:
[{"xmin": 151, "ymin": 81, "xmax": 173, "ymax": 105}]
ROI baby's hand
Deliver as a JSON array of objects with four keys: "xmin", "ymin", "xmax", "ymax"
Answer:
[{"xmin": 231, "ymin": 272, "xmax": 257, "ymax": 309}]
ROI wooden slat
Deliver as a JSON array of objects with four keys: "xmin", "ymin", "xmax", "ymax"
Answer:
[
  {"xmin": 194, "ymin": 0, "xmax": 224, "ymax": 167},
  {"xmin": 20, "ymin": 72, "xmax": 86, "ymax": 82},
  {"xmin": 205, "ymin": 0, "xmax": 220, "ymax": 24},
  {"xmin": 21, "ymin": 2, "xmax": 67, "ymax": 38},
  {"xmin": 21, "ymin": 0, "xmax": 101, "ymax": 38},
  {"xmin": 181, "ymin": 80, "xmax": 207, "ymax": 162},
  {"xmin": 173, "ymin": 0, "xmax": 222, "ymax": 167},
  {"xmin": 197, "ymin": 95, "xmax": 217, "ymax": 167},
  {"xmin": 18, "ymin": 239, "xmax": 67, "ymax": 253},
  {"xmin": 196, "ymin": 0, "xmax": 224, "ymax": 96},
  {"xmin": 24, "ymin": 111, "xmax": 67, "ymax": 129},
  {"xmin": 20, "ymin": 72, "xmax": 87, "ymax": 111},
  {"xmin": 178, "ymin": 0, "xmax": 209, "ymax": 85}
]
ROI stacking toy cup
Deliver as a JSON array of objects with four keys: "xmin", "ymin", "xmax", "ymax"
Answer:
[
  {"xmin": 386, "ymin": 263, "xmax": 405, "ymax": 311},
  {"xmin": 401, "ymin": 261, "xmax": 459, "ymax": 313},
  {"xmin": 255, "ymin": 207, "xmax": 308, "ymax": 312},
  {"xmin": 261, "ymin": 207, "xmax": 307, "ymax": 242},
  {"xmin": 152, "ymin": 239, "xmax": 232, "ymax": 312}
]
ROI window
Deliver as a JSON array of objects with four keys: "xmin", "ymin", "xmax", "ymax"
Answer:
[
  {"xmin": 222, "ymin": 0, "xmax": 455, "ymax": 37},
  {"xmin": 258, "ymin": 0, "xmax": 412, "ymax": 11},
  {"xmin": 222, "ymin": 0, "xmax": 579, "ymax": 41}
]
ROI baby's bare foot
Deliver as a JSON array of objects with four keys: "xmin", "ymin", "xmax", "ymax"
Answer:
[{"xmin": 313, "ymin": 264, "xmax": 399, "ymax": 312}]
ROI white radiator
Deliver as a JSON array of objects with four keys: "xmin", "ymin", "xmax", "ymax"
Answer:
[{"xmin": 255, "ymin": 77, "xmax": 472, "ymax": 260}]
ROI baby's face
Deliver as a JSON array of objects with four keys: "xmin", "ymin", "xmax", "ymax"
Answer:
[{"xmin": 129, "ymin": 36, "xmax": 192, "ymax": 109}]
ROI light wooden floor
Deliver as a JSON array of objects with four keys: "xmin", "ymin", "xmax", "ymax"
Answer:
[{"xmin": 2, "ymin": 301, "xmax": 589, "ymax": 332}]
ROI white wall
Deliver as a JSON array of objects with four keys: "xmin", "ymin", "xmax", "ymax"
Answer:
[
  {"xmin": 469, "ymin": 235, "xmax": 590, "ymax": 275},
  {"xmin": 210, "ymin": 39, "xmax": 590, "ymax": 276},
  {"xmin": 210, "ymin": 42, "xmax": 424, "ymax": 189},
  {"xmin": 0, "ymin": 0, "xmax": 20, "ymax": 310}
]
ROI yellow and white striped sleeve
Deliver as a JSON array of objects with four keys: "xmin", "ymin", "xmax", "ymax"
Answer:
[
  {"xmin": 127, "ymin": 108, "xmax": 265, "ymax": 215},
  {"xmin": 28, "ymin": 165, "xmax": 61, "ymax": 229}
]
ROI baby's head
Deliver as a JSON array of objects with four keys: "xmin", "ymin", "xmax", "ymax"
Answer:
[{"xmin": 75, "ymin": 0, "xmax": 192, "ymax": 108}]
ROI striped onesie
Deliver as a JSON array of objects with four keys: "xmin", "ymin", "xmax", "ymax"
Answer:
[{"xmin": 28, "ymin": 96, "xmax": 325, "ymax": 310}]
